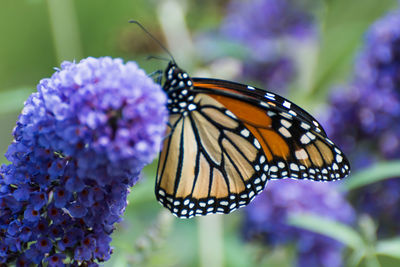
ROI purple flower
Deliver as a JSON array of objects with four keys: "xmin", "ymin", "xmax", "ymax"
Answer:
[
  {"xmin": 223, "ymin": 0, "xmax": 314, "ymax": 43},
  {"xmin": 45, "ymin": 253, "xmax": 66, "ymax": 267},
  {"xmin": 15, "ymin": 255, "xmax": 31, "ymax": 267},
  {"xmin": 36, "ymin": 237, "xmax": 53, "ymax": 253},
  {"xmin": 221, "ymin": 0, "xmax": 316, "ymax": 90},
  {"xmin": 53, "ymin": 187, "xmax": 71, "ymax": 208},
  {"xmin": 25, "ymin": 247, "xmax": 43, "ymax": 264},
  {"xmin": 242, "ymin": 56, "xmax": 296, "ymax": 91},
  {"xmin": 31, "ymin": 191, "xmax": 48, "ymax": 210},
  {"xmin": 74, "ymin": 246, "xmax": 92, "ymax": 261},
  {"xmin": 243, "ymin": 180, "xmax": 355, "ymax": 267},
  {"xmin": 7, "ymin": 220, "xmax": 21, "ymax": 236},
  {"xmin": 23, "ymin": 205, "xmax": 40, "ymax": 222},
  {"xmin": 323, "ymin": 10, "xmax": 400, "ymax": 236},
  {"xmin": 68, "ymin": 201, "xmax": 88, "ymax": 218},
  {"xmin": 19, "ymin": 226, "xmax": 32, "ymax": 242},
  {"xmin": 0, "ymin": 57, "xmax": 168, "ymax": 265}
]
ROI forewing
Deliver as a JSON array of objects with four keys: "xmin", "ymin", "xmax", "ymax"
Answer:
[{"xmin": 192, "ymin": 79, "xmax": 350, "ymax": 182}]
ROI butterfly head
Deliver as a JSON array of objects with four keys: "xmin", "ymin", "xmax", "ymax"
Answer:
[{"xmin": 163, "ymin": 61, "xmax": 194, "ymax": 94}]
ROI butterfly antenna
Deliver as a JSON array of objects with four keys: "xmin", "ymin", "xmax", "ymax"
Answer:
[
  {"xmin": 146, "ymin": 55, "xmax": 170, "ymax": 62},
  {"xmin": 129, "ymin": 20, "xmax": 175, "ymax": 64}
]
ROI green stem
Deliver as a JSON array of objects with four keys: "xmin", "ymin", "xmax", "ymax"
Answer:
[
  {"xmin": 46, "ymin": 0, "xmax": 83, "ymax": 63},
  {"xmin": 365, "ymin": 250, "xmax": 381, "ymax": 267},
  {"xmin": 197, "ymin": 215, "xmax": 224, "ymax": 267}
]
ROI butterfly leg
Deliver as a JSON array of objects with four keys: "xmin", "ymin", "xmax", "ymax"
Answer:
[{"xmin": 148, "ymin": 70, "xmax": 163, "ymax": 84}]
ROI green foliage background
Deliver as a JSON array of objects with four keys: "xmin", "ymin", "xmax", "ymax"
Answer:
[{"xmin": 1, "ymin": 0, "xmax": 400, "ymax": 266}]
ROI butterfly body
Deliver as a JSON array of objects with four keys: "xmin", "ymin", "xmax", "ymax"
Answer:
[
  {"xmin": 157, "ymin": 62, "xmax": 350, "ymax": 218},
  {"xmin": 164, "ymin": 62, "xmax": 197, "ymax": 115}
]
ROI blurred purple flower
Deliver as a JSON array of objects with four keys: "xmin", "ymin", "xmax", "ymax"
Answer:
[
  {"xmin": 223, "ymin": 0, "xmax": 314, "ymax": 44},
  {"xmin": 326, "ymin": 10, "xmax": 400, "ymax": 158},
  {"xmin": 0, "ymin": 57, "xmax": 168, "ymax": 265},
  {"xmin": 242, "ymin": 56, "xmax": 296, "ymax": 91},
  {"xmin": 222, "ymin": 0, "xmax": 316, "ymax": 90},
  {"xmin": 243, "ymin": 180, "xmax": 355, "ymax": 267},
  {"xmin": 324, "ymin": 10, "xmax": 400, "ymax": 236}
]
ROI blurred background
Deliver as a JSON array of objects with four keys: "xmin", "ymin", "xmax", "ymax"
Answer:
[{"xmin": 2, "ymin": 0, "xmax": 400, "ymax": 266}]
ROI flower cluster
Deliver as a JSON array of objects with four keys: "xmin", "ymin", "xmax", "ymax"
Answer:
[
  {"xmin": 221, "ymin": 0, "xmax": 315, "ymax": 90},
  {"xmin": 243, "ymin": 180, "xmax": 355, "ymax": 267},
  {"xmin": 323, "ymin": 10, "xmax": 400, "ymax": 236},
  {"xmin": 0, "ymin": 57, "xmax": 168, "ymax": 266}
]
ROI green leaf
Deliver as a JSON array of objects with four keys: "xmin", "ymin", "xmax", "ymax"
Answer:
[
  {"xmin": 287, "ymin": 213, "xmax": 364, "ymax": 250},
  {"xmin": 309, "ymin": 0, "xmax": 397, "ymax": 99},
  {"xmin": 376, "ymin": 238, "xmax": 400, "ymax": 260},
  {"xmin": 341, "ymin": 160, "xmax": 400, "ymax": 191},
  {"xmin": 111, "ymin": 256, "xmax": 129, "ymax": 267},
  {"xmin": 0, "ymin": 87, "xmax": 32, "ymax": 114}
]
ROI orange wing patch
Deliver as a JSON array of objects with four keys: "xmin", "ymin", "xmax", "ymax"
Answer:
[
  {"xmin": 208, "ymin": 93, "xmax": 290, "ymax": 160},
  {"xmin": 209, "ymin": 95, "xmax": 272, "ymax": 127},
  {"xmin": 258, "ymin": 128, "xmax": 290, "ymax": 159}
]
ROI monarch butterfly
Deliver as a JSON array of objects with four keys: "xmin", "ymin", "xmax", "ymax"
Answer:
[
  {"xmin": 128, "ymin": 21, "xmax": 350, "ymax": 219},
  {"xmin": 155, "ymin": 61, "xmax": 350, "ymax": 218}
]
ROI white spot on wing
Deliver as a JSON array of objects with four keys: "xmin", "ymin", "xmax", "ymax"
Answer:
[
  {"xmin": 265, "ymin": 92, "xmax": 276, "ymax": 100},
  {"xmin": 295, "ymin": 149, "xmax": 308, "ymax": 160},
  {"xmin": 306, "ymin": 132, "xmax": 316, "ymax": 140},
  {"xmin": 279, "ymin": 127, "xmax": 292, "ymax": 138},
  {"xmin": 188, "ymin": 104, "xmax": 197, "ymax": 111},
  {"xmin": 280, "ymin": 112, "xmax": 293, "ymax": 120},
  {"xmin": 301, "ymin": 122, "xmax": 311, "ymax": 130},
  {"xmin": 220, "ymin": 201, "xmax": 229, "ymax": 206},
  {"xmin": 225, "ymin": 110, "xmax": 237, "ymax": 119},
  {"xmin": 300, "ymin": 134, "xmax": 311, "ymax": 144},
  {"xmin": 270, "ymin": 166, "xmax": 278, "ymax": 173},
  {"xmin": 261, "ymin": 173, "xmax": 267, "ymax": 181},
  {"xmin": 254, "ymin": 139, "xmax": 261, "ymax": 149},
  {"xmin": 283, "ymin": 100, "xmax": 291, "ymax": 109},
  {"xmin": 241, "ymin": 129, "xmax": 250, "ymax": 137},
  {"xmin": 290, "ymin": 163, "xmax": 299, "ymax": 171},
  {"xmin": 281, "ymin": 119, "xmax": 292, "ymax": 128}
]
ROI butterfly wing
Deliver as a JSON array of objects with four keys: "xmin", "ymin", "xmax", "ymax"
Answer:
[
  {"xmin": 156, "ymin": 77, "xmax": 350, "ymax": 218},
  {"xmin": 193, "ymin": 78, "xmax": 327, "ymax": 136},
  {"xmin": 156, "ymin": 93, "xmax": 267, "ymax": 218},
  {"xmin": 192, "ymin": 78, "xmax": 350, "ymax": 181}
]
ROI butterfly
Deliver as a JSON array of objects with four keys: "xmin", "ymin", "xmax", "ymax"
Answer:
[{"xmin": 155, "ymin": 60, "xmax": 350, "ymax": 219}]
